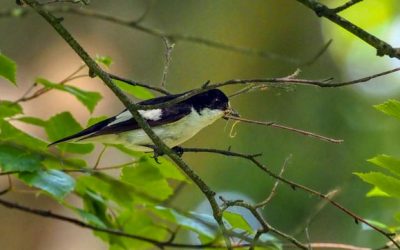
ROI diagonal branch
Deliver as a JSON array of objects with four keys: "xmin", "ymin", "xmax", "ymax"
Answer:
[
  {"xmin": 295, "ymin": 0, "xmax": 400, "ymax": 59},
  {"xmin": 22, "ymin": 0, "xmax": 232, "ymax": 248}
]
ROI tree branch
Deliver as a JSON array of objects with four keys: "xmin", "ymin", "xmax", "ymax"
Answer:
[
  {"xmin": 108, "ymin": 73, "xmax": 171, "ymax": 95},
  {"xmin": 295, "ymin": 0, "xmax": 400, "ymax": 59},
  {"xmin": 220, "ymin": 197, "xmax": 308, "ymax": 249},
  {"xmin": 182, "ymin": 147, "xmax": 400, "ymax": 248},
  {"xmin": 134, "ymin": 67, "xmax": 400, "ymax": 110},
  {"xmin": 331, "ymin": 0, "xmax": 364, "ymax": 13},
  {"xmin": 22, "ymin": 0, "xmax": 232, "ymax": 248},
  {"xmin": 224, "ymin": 115, "xmax": 344, "ymax": 144},
  {"xmin": 0, "ymin": 197, "xmax": 167, "ymax": 248},
  {"xmin": 1, "ymin": 6, "xmax": 301, "ymax": 64}
]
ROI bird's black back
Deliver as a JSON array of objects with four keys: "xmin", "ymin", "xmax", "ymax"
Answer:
[{"xmin": 49, "ymin": 89, "xmax": 228, "ymax": 146}]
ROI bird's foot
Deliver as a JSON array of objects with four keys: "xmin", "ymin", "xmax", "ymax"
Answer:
[
  {"xmin": 147, "ymin": 145, "xmax": 184, "ymax": 164},
  {"xmin": 151, "ymin": 147, "xmax": 163, "ymax": 164}
]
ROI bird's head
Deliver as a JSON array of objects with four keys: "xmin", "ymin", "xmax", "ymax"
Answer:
[{"xmin": 190, "ymin": 89, "xmax": 239, "ymax": 118}]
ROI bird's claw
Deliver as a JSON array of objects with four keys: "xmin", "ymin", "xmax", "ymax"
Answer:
[
  {"xmin": 152, "ymin": 147, "xmax": 163, "ymax": 164},
  {"xmin": 150, "ymin": 146, "xmax": 184, "ymax": 164}
]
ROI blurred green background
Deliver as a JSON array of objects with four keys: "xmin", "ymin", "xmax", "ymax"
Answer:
[{"xmin": 1, "ymin": 0, "xmax": 400, "ymax": 249}]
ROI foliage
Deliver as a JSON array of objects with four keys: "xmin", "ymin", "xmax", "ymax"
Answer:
[
  {"xmin": 0, "ymin": 53, "xmax": 16, "ymax": 85},
  {"xmin": 36, "ymin": 78, "xmax": 102, "ymax": 113},
  {"xmin": 0, "ymin": 55, "xmax": 278, "ymax": 249},
  {"xmin": 356, "ymin": 99, "xmax": 400, "ymax": 233}
]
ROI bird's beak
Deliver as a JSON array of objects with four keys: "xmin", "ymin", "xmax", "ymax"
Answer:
[{"xmin": 223, "ymin": 107, "xmax": 240, "ymax": 120}]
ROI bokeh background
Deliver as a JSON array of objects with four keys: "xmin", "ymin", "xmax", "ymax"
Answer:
[{"xmin": 1, "ymin": 0, "xmax": 400, "ymax": 249}]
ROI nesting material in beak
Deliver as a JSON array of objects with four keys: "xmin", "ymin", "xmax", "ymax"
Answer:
[{"xmin": 223, "ymin": 107, "xmax": 240, "ymax": 120}]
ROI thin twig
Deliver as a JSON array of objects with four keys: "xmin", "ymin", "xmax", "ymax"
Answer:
[
  {"xmin": 93, "ymin": 145, "xmax": 107, "ymax": 170},
  {"xmin": 224, "ymin": 115, "xmax": 344, "ymax": 144},
  {"xmin": 134, "ymin": 67, "xmax": 400, "ymax": 110},
  {"xmin": 108, "ymin": 73, "xmax": 171, "ymax": 95},
  {"xmin": 49, "ymin": 7, "xmax": 302, "ymax": 64},
  {"xmin": 182, "ymin": 147, "xmax": 262, "ymax": 159},
  {"xmin": 220, "ymin": 198, "xmax": 308, "ymax": 249},
  {"xmin": 131, "ymin": 0, "xmax": 153, "ymax": 24},
  {"xmin": 286, "ymin": 242, "xmax": 370, "ymax": 250},
  {"xmin": 0, "ymin": 6, "xmax": 298, "ymax": 63},
  {"xmin": 301, "ymin": 39, "xmax": 333, "ymax": 66},
  {"xmin": 0, "ymin": 196, "xmax": 291, "ymax": 249},
  {"xmin": 182, "ymin": 147, "xmax": 400, "ymax": 248},
  {"xmin": 255, "ymin": 155, "xmax": 291, "ymax": 208},
  {"xmin": 305, "ymin": 227, "xmax": 312, "ymax": 250},
  {"xmin": 332, "ymin": 0, "xmax": 364, "ymax": 13},
  {"xmin": 160, "ymin": 36, "xmax": 175, "ymax": 88},
  {"xmin": 14, "ymin": 63, "xmax": 87, "ymax": 103},
  {"xmin": 39, "ymin": 0, "xmax": 88, "ymax": 5},
  {"xmin": 293, "ymin": 188, "xmax": 341, "ymax": 237},
  {"xmin": 247, "ymin": 159, "xmax": 399, "ymax": 248}
]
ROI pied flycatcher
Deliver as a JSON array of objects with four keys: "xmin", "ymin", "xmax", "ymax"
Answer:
[{"xmin": 49, "ymin": 89, "xmax": 238, "ymax": 153}]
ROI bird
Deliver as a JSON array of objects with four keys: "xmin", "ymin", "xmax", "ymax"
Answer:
[{"xmin": 49, "ymin": 89, "xmax": 238, "ymax": 155}]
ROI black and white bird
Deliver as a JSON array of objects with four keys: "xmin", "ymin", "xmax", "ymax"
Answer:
[{"xmin": 49, "ymin": 89, "xmax": 238, "ymax": 152}]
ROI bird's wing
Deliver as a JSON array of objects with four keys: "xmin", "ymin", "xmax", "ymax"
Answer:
[{"xmin": 49, "ymin": 93, "xmax": 192, "ymax": 146}]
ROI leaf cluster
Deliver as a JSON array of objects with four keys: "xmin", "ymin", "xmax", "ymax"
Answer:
[
  {"xmin": 356, "ymin": 99, "xmax": 400, "ymax": 233},
  {"xmin": 0, "ymin": 54, "xmax": 279, "ymax": 249}
]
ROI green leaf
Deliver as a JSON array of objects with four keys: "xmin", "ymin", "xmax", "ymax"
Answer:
[
  {"xmin": 116, "ymin": 210, "xmax": 168, "ymax": 249},
  {"xmin": 362, "ymin": 219, "xmax": 390, "ymax": 231},
  {"xmin": 368, "ymin": 154, "xmax": 400, "ymax": 176},
  {"xmin": 87, "ymin": 115, "xmax": 108, "ymax": 127},
  {"xmin": 67, "ymin": 205, "xmax": 107, "ymax": 228},
  {"xmin": 36, "ymin": 78, "xmax": 102, "ymax": 113},
  {"xmin": 374, "ymin": 99, "xmax": 400, "ymax": 120},
  {"xmin": 223, "ymin": 211, "xmax": 253, "ymax": 233},
  {"xmin": 0, "ymin": 121, "xmax": 47, "ymax": 150},
  {"xmin": 138, "ymin": 155, "xmax": 188, "ymax": 182},
  {"xmin": 78, "ymin": 193, "xmax": 124, "ymax": 246},
  {"xmin": 355, "ymin": 172, "xmax": 400, "ymax": 198},
  {"xmin": 0, "ymin": 101, "xmax": 22, "ymax": 118},
  {"xmin": 16, "ymin": 116, "xmax": 47, "ymax": 127},
  {"xmin": 113, "ymin": 145, "xmax": 187, "ymax": 182},
  {"xmin": 46, "ymin": 112, "xmax": 94, "ymax": 154},
  {"xmin": 366, "ymin": 186, "xmax": 390, "ymax": 197},
  {"xmin": 113, "ymin": 79, "xmax": 154, "ymax": 100},
  {"xmin": 0, "ymin": 53, "xmax": 17, "ymax": 85},
  {"xmin": 76, "ymin": 173, "xmax": 137, "ymax": 208},
  {"xmin": 95, "ymin": 55, "xmax": 113, "ymax": 68},
  {"xmin": 0, "ymin": 144, "xmax": 43, "ymax": 172},
  {"xmin": 19, "ymin": 169, "xmax": 75, "ymax": 199},
  {"xmin": 121, "ymin": 162, "xmax": 173, "ymax": 201},
  {"xmin": 42, "ymin": 157, "xmax": 87, "ymax": 170},
  {"xmin": 151, "ymin": 206, "xmax": 216, "ymax": 239}
]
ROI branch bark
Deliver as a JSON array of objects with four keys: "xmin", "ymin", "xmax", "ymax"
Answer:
[
  {"xmin": 296, "ymin": 0, "xmax": 400, "ymax": 59},
  {"xmin": 22, "ymin": 0, "xmax": 232, "ymax": 248}
]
